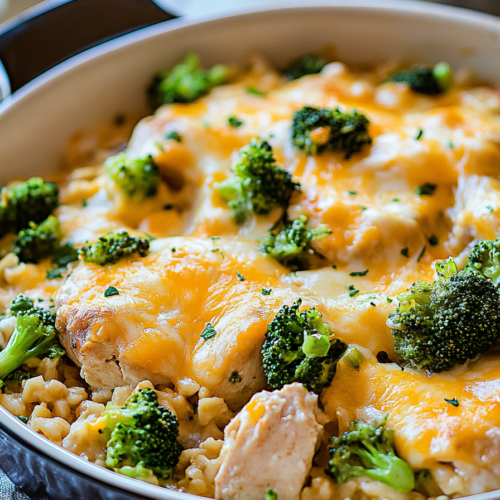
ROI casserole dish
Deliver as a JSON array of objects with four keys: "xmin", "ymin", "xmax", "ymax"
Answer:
[{"xmin": 2, "ymin": 1, "xmax": 500, "ymax": 499}]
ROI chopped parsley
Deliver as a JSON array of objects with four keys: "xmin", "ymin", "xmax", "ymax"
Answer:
[
  {"xmin": 448, "ymin": 141, "xmax": 454, "ymax": 149},
  {"xmin": 444, "ymin": 397, "xmax": 459, "ymax": 407},
  {"xmin": 428, "ymin": 235, "xmax": 438, "ymax": 246},
  {"xmin": 16, "ymin": 415, "xmax": 28, "ymax": 424},
  {"xmin": 349, "ymin": 269, "xmax": 369, "ymax": 277},
  {"xmin": 229, "ymin": 371, "xmax": 242, "ymax": 384},
  {"xmin": 415, "ymin": 129, "xmax": 424, "ymax": 140},
  {"xmin": 347, "ymin": 190, "xmax": 357, "ymax": 196},
  {"xmin": 211, "ymin": 248, "xmax": 220, "ymax": 253},
  {"xmin": 51, "ymin": 243, "xmax": 79, "ymax": 268},
  {"xmin": 104, "ymin": 286, "xmax": 119, "ymax": 297},
  {"xmin": 486, "ymin": 205, "xmax": 494, "ymax": 214},
  {"xmin": 171, "ymin": 247, "xmax": 176, "ymax": 252},
  {"xmin": 346, "ymin": 284, "xmax": 359, "ymax": 297},
  {"xmin": 236, "ymin": 271, "xmax": 245, "ymax": 281},
  {"xmin": 401, "ymin": 247, "xmax": 409, "ymax": 258},
  {"xmin": 391, "ymin": 198, "xmax": 400, "ymax": 202},
  {"xmin": 46, "ymin": 269, "xmax": 63, "ymax": 280},
  {"xmin": 228, "ymin": 116, "xmax": 244, "ymax": 128},
  {"xmin": 201, "ymin": 323, "xmax": 217, "ymax": 340},
  {"xmin": 262, "ymin": 288, "xmax": 272, "ymax": 295},
  {"xmin": 417, "ymin": 245, "xmax": 426, "ymax": 262},
  {"xmin": 416, "ymin": 183, "xmax": 437, "ymax": 196},
  {"xmin": 166, "ymin": 131, "xmax": 182, "ymax": 142},
  {"xmin": 246, "ymin": 86, "xmax": 266, "ymax": 97},
  {"xmin": 387, "ymin": 297, "xmax": 393, "ymax": 303}
]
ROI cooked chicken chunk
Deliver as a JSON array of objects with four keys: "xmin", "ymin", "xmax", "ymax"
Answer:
[
  {"xmin": 214, "ymin": 384, "xmax": 323, "ymax": 500},
  {"xmin": 55, "ymin": 238, "xmax": 322, "ymax": 409}
]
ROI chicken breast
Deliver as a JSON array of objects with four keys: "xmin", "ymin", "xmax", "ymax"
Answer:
[
  {"xmin": 214, "ymin": 384, "xmax": 323, "ymax": 500},
  {"xmin": 55, "ymin": 237, "xmax": 322, "ymax": 409}
]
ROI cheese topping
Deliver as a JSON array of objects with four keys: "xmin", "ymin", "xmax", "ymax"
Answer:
[{"xmin": 2, "ymin": 55, "xmax": 500, "ymax": 498}]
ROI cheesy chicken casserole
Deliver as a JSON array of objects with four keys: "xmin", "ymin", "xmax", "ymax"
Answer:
[{"xmin": 1, "ymin": 52, "xmax": 500, "ymax": 500}]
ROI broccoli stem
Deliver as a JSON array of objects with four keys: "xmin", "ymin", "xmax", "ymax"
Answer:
[
  {"xmin": 359, "ymin": 448, "xmax": 415, "ymax": 493},
  {"xmin": 0, "ymin": 316, "xmax": 56, "ymax": 380}
]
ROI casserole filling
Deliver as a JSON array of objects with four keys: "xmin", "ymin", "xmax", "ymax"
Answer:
[{"xmin": 1, "ymin": 53, "xmax": 500, "ymax": 500}]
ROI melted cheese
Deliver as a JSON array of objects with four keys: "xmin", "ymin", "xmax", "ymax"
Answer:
[
  {"xmin": 5, "ymin": 56, "xmax": 500, "ymax": 494},
  {"xmin": 323, "ymin": 352, "xmax": 500, "ymax": 476}
]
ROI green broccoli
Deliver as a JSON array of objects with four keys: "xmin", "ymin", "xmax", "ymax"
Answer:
[
  {"xmin": 148, "ymin": 53, "xmax": 230, "ymax": 109},
  {"xmin": 11, "ymin": 215, "xmax": 61, "ymax": 264},
  {"xmin": 387, "ymin": 62, "xmax": 453, "ymax": 95},
  {"xmin": 265, "ymin": 489, "xmax": 278, "ymax": 500},
  {"xmin": 9, "ymin": 294, "xmax": 36, "ymax": 315},
  {"xmin": 4, "ymin": 369, "xmax": 32, "ymax": 384},
  {"xmin": 387, "ymin": 257, "xmax": 500, "ymax": 373},
  {"xmin": 259, "ymin": 215, "xmax": 330, "ymax": 270},
  {"xmin": 105, "ymin": 154, "xmax": 160, "ymax": 202},
  {"xmin": 465, "ymin": 238, "xmax": 500, "ymax": 286},
  {"xmin": 284, "ymin": 54, "xmax": 327, "ymax": 80},
  {"xmin": 79, "ymin": 231, "xmax": 150, "ymax": 266},
  {"xmin": 103, "ymin": 387, "xmax": 182, "ymax": 481},
  {"xmin": 291, "ymin": 106, "xmax": 372, "ymax": 158},
  {"xmin": 261, "ymin": 299, "xmax": 346, "ymax": 393},
  {"xmin": 341, "ymin": 345, "xmax": 364, "ymax": 370},
  {"xmin": 216, "ymin": 138, "xmax": 300, "ymax": 224},
  {"xmin": 414, "ymin": 469, "xmax": 442, "ymax": 497},
  {"xmin": 326, "ymin": 416, "xmax": 415, "ymax": 493},
  {"xmin": 0, "ymin": 177, "xmax": 59, "ymax": 237},
  {"xmin": 0, "ymin": 297, "xmax": 61, "ymax": 380}
]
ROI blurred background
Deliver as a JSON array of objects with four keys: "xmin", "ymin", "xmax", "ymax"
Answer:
[{"xmin": 1, "ymin": 0, "xmax": 500, "ymax": 23}]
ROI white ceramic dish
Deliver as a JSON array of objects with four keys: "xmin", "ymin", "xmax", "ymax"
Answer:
[{"xmin": 1, "ymin": 2, "xmax": 500, "ymax": 499}]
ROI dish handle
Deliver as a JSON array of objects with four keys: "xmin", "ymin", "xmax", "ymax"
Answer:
[{"xmin": 0, "ymin": 0, "xmax": 179, "ymax": 99}]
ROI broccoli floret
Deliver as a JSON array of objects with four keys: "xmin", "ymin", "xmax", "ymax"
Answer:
[
  {"xmin": 4, "ymin": 369, "xmax": 32, "ymax": 384},
  {"xmin": 147, "ymin": 53, "xmax": 230, "ymax": 109},
  {"xmin": 0, "ymin": 302, "xmax": 59, "ymax": 380},
  {"xmin": 9, "ymin": 294, "xmax": 56, "ymax": 327},
  {"xmin": 291, "ymin": 106, "xmax": 372, "ymax": 158},
  {"xmin": 326, "ymin": 416, "xmax": 415, "ymax": 493},
  {"xmin": 265, "ymin": 489, "xmax": 278, "ymax": 500},
  {"xmin": 387, "ymin": 257, "xmax": 500, "ymax": 373},
  {"xmin": 103, "ymin": 387, "xmax": 182, "ymax": 481},
  {"xmin": 284, "ymin": 54, "xmax": 327, "ymax": 80},
  {"xmin": 79, "ymin": 231, "xmax": 150, "ymax": 266},
  {"xmin": 11, "ymin": 215, "xmax": 61, "ymax": 264},
  {"xmin": 261, "ymin": 299, "xmax": 346, "ymax": 393},
  {"xmin": 465, "ymin": 238, "xmax": 500, "ymax": 286},
  {"xmin": 216, "ymin": 138, "xmax": 300, "ymax": 224},
  {"xmin": 9, "ymin": 294, "xmax": 35, "ymax": 315},
  {"xmin": 0, "ymin": 177, "xmax": 59, "ymax": 237},
  {"xmin": 259, "ymin": 215, "xmax": 330, "ymax": 270},
  {"xmin": 105, "ymin": 154, "xmax": 160, "ymax": 202},
  {"xmin": 387, "ymin": 62, "xmax": 453, "ymax": 95},
  {"xmin": 341, "ymin": 345, "xmax": 364, "ymax": 370}
]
